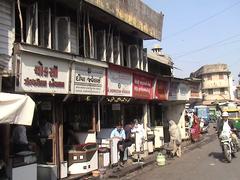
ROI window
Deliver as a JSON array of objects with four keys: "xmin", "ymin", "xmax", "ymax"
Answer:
[
  {"xmin": 55, "ymin": 17, "xmax": 71, "ymax": 52},
  {"xmin": 39, "ymin": 8, "xmax": 51, "ymax": 48},
  {"xmin": 26, "ymin": 2, "xmax": 38, "ymax": 45},
  {"xmin": 208, "ymin": 89, "xmax": 213, "ymax": 94},
  {"xmin": 219, "ymin": 74, "xmax": 224, "ymax": 80},
  {"xmin": 113, "ymin": 36, "xmax": 120, "ymax": 65},
  {"xmin": 207, "ymin": 74, "xmax": 212, "ymax": 80},
  {"xmin": 129, "ymin": 45, "xmax": 139, "ymax": 69},
  {"xmin": 220, "ymin": 88, "xmax": 225, "ymax": 94},
  {"xmin": 96, "ymin": 30, "xmax": 106, "ymax": 61}
]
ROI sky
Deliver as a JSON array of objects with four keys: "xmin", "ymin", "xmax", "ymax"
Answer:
[{"xmin": 143, "ymin": 0, "xmax": 240, "ymax": 85}]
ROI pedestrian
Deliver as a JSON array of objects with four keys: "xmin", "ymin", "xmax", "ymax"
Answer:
[{"xmin": 169, "ymin": 120, "xmax": 182, "ymax": 157}]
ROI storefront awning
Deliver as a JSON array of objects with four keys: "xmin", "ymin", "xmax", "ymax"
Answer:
[{"xmin": 0, "ymin": 93, "xmax": 35, "ymax": 126}]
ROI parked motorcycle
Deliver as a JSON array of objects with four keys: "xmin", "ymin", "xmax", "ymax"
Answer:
[{"xmin": 220, "ymin": 131, "xmax": 238, "ymax": 163}]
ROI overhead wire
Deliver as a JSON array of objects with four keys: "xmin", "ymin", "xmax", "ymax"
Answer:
[
  {"xmin": 163, "ymin": 0, "xmax": 240, "ymax": 41},
  {"xmin": 173, "ymin": 33, "xmax": 240, "ymax": 59}
]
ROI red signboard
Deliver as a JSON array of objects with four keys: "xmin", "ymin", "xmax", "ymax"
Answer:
[
  {"xmin": 155, "ymin": 80, "xmax": 169, "ymax": 101},
  {"xmin": 132, "ymin": 74, "xmax": 153, "ymax": 99}
]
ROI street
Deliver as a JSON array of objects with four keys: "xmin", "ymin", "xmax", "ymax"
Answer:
[{"xmin": 128, "ymin": 137, "xmax": 240, "ymax": 180}]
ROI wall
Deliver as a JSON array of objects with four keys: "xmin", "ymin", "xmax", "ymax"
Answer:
[
  {"xmin": 84, "ymin": 0, "xmax": 163, "ymax": 40},
  {"xmin": 192, "ymin": 64, "xmax": 229, "ymax": 77},
  {"xmin": 202, "ymin": 74, "xmax": 229, "ymax": 89},
  {"xmin": 166, "ymin": 103, "xmax": 188, "ymax": 140}
]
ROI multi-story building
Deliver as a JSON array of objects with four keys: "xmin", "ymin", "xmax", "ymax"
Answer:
[
  {"xmin": 0, "ymin": 0, "xmax": 165, "ymax": 179},
  {"xmin": 190, "ymin": 64, "xmax": 234, "ymax": 104}
]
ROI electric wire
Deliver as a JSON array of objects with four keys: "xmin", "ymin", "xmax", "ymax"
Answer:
[
  {"xmin": 163, "ymin": 0, "xmax": 240, "ymax": 40},
  {"xmin": 173, "ymin": 33, "xmax": 240, "ymax": 59}
]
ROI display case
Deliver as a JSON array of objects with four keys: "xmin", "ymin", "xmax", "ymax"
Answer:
[{"xmin": 68, "ymin": 143, "xmax": 98, "ymax": 175}]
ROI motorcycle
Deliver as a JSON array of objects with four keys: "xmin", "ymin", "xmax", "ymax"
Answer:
[{"xmin": 219, "ymin": 131, "xmax": 238, "ymax": 163}]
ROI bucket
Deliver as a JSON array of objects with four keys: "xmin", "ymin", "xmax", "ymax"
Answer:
[{"xmin": 156, "ymin": 153, "xmax": 165, "ymax": 166}]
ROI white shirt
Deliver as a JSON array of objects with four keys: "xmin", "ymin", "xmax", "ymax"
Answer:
[
  {"xmin": 222, "ymin": 120, "xmax": 231, "ymax": 136},
  {"xmin": 131, "ymin": 123, "xmax": 145, "ymax": 139}
]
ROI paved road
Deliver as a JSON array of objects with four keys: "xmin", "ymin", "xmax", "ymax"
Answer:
[{"xmin": 128, "ymin": 137, "xmax": 240, "ymax": 180}]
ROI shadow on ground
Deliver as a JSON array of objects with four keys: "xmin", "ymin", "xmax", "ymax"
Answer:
[{"xmin": 208, "ymin": 152, "xmax": 236, "ymax": 163}]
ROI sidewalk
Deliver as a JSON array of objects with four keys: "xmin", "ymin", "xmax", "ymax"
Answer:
[{"xmin": 83, "ymin": 123, "xmax": 217, "ymax": 179}]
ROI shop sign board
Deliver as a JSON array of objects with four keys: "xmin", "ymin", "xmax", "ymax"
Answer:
[
  {"xmin": 133, "ymin": 74, "xmax": 153, "ymax": 99},
  {"xmin": 107, "ymin": 69, "xmax": 132, "ymax": 97},
  {"xmin": 72, "ymin": 63, "xmax": 106, "ymax": 95},
  {"xmin": 178, "ymin": 83, "xmax": 190, "ymax": 100},
  {"xmin": 15, "ymin": 53, "xmax": 69, "ymax": 94},
  {"xmin": 168, "ymin": 82, "xmax": 179, "ymax": 101},
  {"xmin": 155, "ymin": 80, "xmax": 169, "ymax": 100}
]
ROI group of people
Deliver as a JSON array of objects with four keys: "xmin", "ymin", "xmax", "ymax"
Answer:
[
  {"xmin": 111, "ymin": 118, "xmax": 184, "ymax": 166},
  {"xmin": 110, "ymin": 119, "xmax": 145, "ymax": 166}
]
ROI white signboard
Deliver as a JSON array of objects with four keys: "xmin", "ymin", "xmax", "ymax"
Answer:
[
  {"xmin": 178, "ymin": 83, "xmax": 190, "ymax": 100},
  {"xmin": 15, "ymin": 53, "xmax": 69, "ymax": 94},
  {"xmin": 169, "ymin": 82, "xmax": 190, "ymax": 101},
  {"xmin": 107, "ymin": 69, "xmax": 132, "ymax": 96},
  {"xmin": 72, "ymin": 63, "xmax": 106, "ymax": 95}
]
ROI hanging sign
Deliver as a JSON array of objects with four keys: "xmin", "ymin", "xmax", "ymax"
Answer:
[
  {"xmin": 107, "ymin": 69, "xmax": 132, "ymax": 97},
  {"xmin": 133, "ymin": 74, "xmax": 153, "ymax": 99},
  {"xmin": 72, "ymin": 63, "xmax": 106, "ymax": 95}
]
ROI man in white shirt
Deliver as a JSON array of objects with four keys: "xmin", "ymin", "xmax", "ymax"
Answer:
[
  {"xmin": 131, "ymin": 119, "xmax": 145, "ymax": 152},
  {"xmin": 220, "ymin": 112, "xmax": 239, "ymax": 149}
]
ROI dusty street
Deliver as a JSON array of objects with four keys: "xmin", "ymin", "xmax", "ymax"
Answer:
[{"xmin": 126, "ymin": 137, "xmax": 240, "ymax": 180}]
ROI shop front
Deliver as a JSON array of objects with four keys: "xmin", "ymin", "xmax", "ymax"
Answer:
[
  {"xmin": 64, "ymin": 62, "xmax": 106, "ymax": 175},
  {"xmin": 150, "ymin": 79, "xmax": 170, "ymax": 147},
  {"xmin": 0, "ymin": 92, "xmax": 35, "ymax": 180},
  {"xmin": 131, "ymin": 72, "xmax": 154, "ymax": 155},
  {"xmin": 13, "ymin": 47, "xmax": 70, "ymax": 179}
]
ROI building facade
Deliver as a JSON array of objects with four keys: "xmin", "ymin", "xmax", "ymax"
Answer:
[
  {"xmin": 0, "ymin": 0, "xmax": 167, "ymax": 179},
  {"xmin": 190, "ymin": 64, "xmax": 234, "ymax": 104}
]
